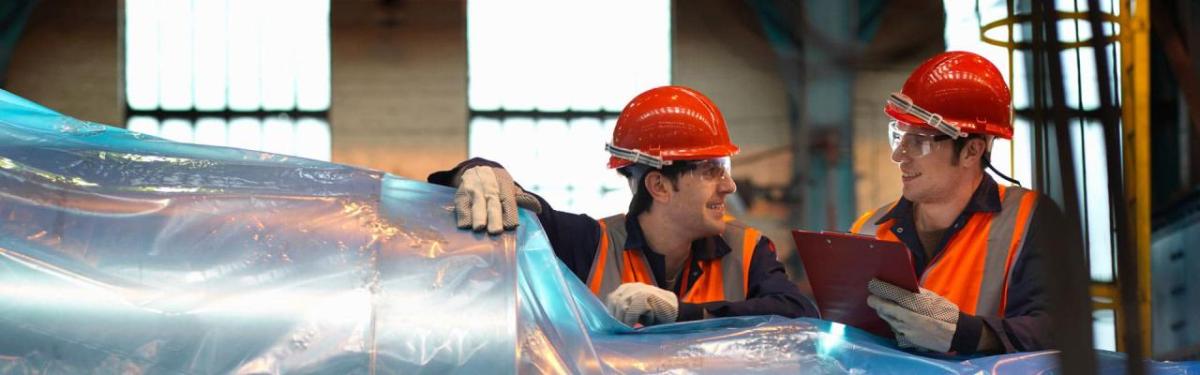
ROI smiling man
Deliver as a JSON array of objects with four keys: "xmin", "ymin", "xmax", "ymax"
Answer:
[
  {"xmin": 429, "ymin": 86, "xmax": 816, "ymax": 327},
  {"xmin": 851, "ymin": 51, "xmax": 1079, "ymax": 355}
]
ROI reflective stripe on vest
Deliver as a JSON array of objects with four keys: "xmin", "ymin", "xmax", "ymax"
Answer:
[
  {"xmin": 585, "ymin": 214, "xmax": 757, "ymax": 303},
  {"xmin": 848, "ymin": 186, "xmax": 1039, "ymax": 316}
]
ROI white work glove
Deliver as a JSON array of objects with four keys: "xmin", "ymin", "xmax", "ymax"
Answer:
[
  {"xmin": 604, "ymin": 282, "xmax": 679, "ymax": 327},
  {"xmin": 866, "ymin": 278, "xmax": 959, "ymax": 352},
  {"xmin": 454, "ymin": 166, "xmax": 541, "ymax": 234}
]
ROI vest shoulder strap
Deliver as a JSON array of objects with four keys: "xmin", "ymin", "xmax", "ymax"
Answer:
[
  {"xmin": 852, "ymin": 201, "xmax": 897, "ymax": 235},
  {"xmin": 587, "ymin": 214, "xmax": 629, "ymax": 296},
  {"xmin": 599, "ymin": 214, "xmax": 627, "ymax": 241},
  {"xmin": 721, "ymin": 221, "xmax": 757, "ymax": 300}
]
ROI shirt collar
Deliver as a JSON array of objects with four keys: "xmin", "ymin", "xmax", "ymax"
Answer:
[
  {"xmin": 876, "ymin": 174, "xmax": 1003, "ymax": 225},
  {"xmin": 624, "ymin": 214, "xmax": 731, "ymax": 261}
]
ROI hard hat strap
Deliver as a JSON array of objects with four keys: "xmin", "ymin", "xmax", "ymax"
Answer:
[
  {"xmin": 985, "ymin": 157, "xmax": 1023, "ymax": 187},
  {"xmin": 605, "ymin": 143, "xmax": 673, "ymax": 169},
  {"xmin": 888, "ymin": 92, "xmax": 965, "ymax": 139}
]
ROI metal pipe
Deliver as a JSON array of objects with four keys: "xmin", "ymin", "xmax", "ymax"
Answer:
[
  {"xmin": 1027, "ymin": 1, "xmax": 1097, "ymax": 373},
  {"xmin": 1087, "ymin": 0, "xmax": 1147, "ymax": 372}
]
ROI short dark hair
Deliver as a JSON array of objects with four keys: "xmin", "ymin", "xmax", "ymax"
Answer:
[
  {"xmin": 618, "ymin": 162, "xmax": 697, "ymax": 217},
  {"xmin": 951, "ymin": 135, "xmax": 989, "ymax": 168}
]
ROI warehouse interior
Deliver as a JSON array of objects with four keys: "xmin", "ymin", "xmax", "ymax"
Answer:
[{"xmin": 2, "ymin": 0, "xmax": 1198, "ymax": 371}]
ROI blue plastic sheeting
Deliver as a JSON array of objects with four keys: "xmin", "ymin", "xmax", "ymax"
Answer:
[{"xmin": 0, "ymin": 88, "xmax": 1197, "ymax": 374}]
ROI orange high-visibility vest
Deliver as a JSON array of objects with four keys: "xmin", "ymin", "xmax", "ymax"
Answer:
[
  {"xmin": 585, "ymin": 214, "xmax": 758, "ymax": 303},
  {"xmin": 850, "ymin": 185, "xmax": 1039, "ymax": 316}
]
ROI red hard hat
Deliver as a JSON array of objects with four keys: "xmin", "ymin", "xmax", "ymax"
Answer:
[
  {"xmin": 607, "ymin": 86, "xmax": 739, "ymax": 169},
  {"xmin": 884, "ymin": 51, "xmax": 1014, "ymax": 139}
]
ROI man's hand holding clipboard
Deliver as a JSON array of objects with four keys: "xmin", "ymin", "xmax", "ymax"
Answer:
[{"xmin": 791, "ymin": 230, "xmax": 920, "ymax": 339}]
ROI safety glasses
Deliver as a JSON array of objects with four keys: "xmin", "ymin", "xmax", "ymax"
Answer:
[
  {"xmin": 682, "ymin": 157, "xmax": 732, "ymax": 182},
  {"xmin": 889, "ymin": 121, "xmax": 952, "ymax": 158}
]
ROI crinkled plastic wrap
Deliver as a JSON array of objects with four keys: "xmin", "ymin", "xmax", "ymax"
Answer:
[
  {"xmin": 1, "ymin": 89, "xmax": 1197, "ymax": 374},
  {"xmin": 0, "ymin": 91, "xmax": 513, "ymax": 374}
]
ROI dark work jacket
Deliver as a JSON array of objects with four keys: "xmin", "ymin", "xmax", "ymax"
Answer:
[{"xmin": 869, "ymin": 175, "xmax": 1070, "ymax": 354}]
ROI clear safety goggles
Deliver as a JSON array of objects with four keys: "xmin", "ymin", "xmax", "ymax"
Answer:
[
  {"xmin": 681, "ymin": 157, "xmax": 732, "ymax": 182},
  {"xmin": 889, "ymin": 120, "xmax": 952, "ymax": 158}
]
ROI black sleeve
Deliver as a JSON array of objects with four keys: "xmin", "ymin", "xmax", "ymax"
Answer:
[
  {"xmin": 952, "ymin": 193, "xmax": 1066, "ymax": 354},
  {"xmin": 678, "ymin": 236, "xmax": 820, "ymax": 321},
  {"xmin": 526, "ymin": 193, "xmax": 605, "ymax": 282},
  {"xmin": 427, "ymin": 158, "xmax": 604, "ymax": 282}
]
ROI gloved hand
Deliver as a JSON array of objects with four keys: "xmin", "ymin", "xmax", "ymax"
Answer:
[
  {"xmin": 866, "ymin": 278, "xmax": 959, "ymax": 352},
  {"xmin": 604, "ymin": 282, "xmax": 679, "ymax": 327},
  {"xmin": 454, "ymin": 166, "xmax": 542, "ymax": 234}
]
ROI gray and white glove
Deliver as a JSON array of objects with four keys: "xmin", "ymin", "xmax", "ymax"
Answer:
[
  {"xmin": 866, "ymin": 278, "xmax": 960, "ymax": 352},
  {"xmin": 454, "ymin": 166, "xmax": 542, "ymax": 234},
  {"xmin": 604, "ymin": 282, "xmax": 679, "ymax": 327}
]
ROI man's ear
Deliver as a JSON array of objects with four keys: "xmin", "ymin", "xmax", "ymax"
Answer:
[
  {"xmin": 644, "ymin": 171, "xmax": 674, "ymax": 203},
  {"xmin": 961, "ymin": 138, "xmax": 987, "ymax": 167}
]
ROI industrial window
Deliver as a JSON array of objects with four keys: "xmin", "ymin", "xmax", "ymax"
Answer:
[
  {"xmin": 466, "ymin": 0, "xmax": 671, "ymax": 218},
  {"xmin": 126, "ymin": 116, "xmax": 331, "ymax": 161},
  {"xmin": 944, "ymin": 0, "xmax": 1120, "ymax": 351},
  {"xmin": 122, "ymin": 0, "xmax": 331, "ymax": 160}
]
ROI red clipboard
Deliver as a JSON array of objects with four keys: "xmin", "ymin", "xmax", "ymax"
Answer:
[{"xmin": 791, "ymin": 229, "xmax": 919, "ymax": 339}]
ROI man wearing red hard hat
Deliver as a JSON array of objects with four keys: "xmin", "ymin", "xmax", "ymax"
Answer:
[
  {"xmin": 429, "ymin": 86, "xmax": 817, "ymax": 327},
  {"xmin": 853, "ymin": 51, "xmax": 1080, "ymax": 354}
]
